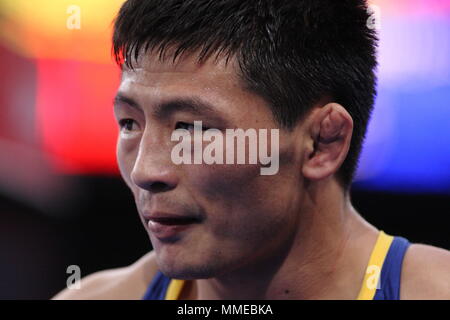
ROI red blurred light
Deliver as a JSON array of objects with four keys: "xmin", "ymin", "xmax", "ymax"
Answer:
[{"xmin": 36, "ymin": 59, "xmax": 120, "ymax": 175}]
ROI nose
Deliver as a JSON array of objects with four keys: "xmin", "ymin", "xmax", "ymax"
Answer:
[{"xmin": 130, "ymin": 136, "xmax": 179, "ymax": 193}]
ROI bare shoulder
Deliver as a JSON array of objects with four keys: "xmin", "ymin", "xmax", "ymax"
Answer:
[
  {"xmin": 52, "ymin": 251, "xmax": 159, "ymax": 300},
  {"xmin": 401, "ymin": 243, "xmax": 450, "ymax": 300}
]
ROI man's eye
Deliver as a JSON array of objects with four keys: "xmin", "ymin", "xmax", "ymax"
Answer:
[
  {"xmin": 119, "ymin": 119, "xmax": 138, "ymax": 132},
  {"xmin": 175, "ymin": 122, "xmax": 211, "ymax": 131},
  {"xmin": 175, "ymin": 122, "xmax": 194, "ymax": 131}
]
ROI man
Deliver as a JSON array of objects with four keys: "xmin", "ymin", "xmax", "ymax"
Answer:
[{"xmin": 54, "ymin": 0, "xmax": 449, "ymax": 300}]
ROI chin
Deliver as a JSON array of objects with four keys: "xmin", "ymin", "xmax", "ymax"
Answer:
[{"xmin": 158, "ymin": 261, "xmax": 221, "ymax": 280}]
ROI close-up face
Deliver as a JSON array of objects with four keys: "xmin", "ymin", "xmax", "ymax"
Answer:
[{"xmin": 113, "ymin": 51, "xmax": 309, "ymax": 280}]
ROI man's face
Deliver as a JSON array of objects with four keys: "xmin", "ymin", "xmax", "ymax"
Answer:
[{"xmin": 114, "ymin": 52, "xmax": 306, "ymax": 279}]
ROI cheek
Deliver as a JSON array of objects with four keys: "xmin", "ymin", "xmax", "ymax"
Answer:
[
  {"xmin": 116, "ymin": 139, "xmax": 138, "ymax": 188},
  {"xmin": 191, "ymin": 163, "xmax": 261, "ymax": 199},
  {"xmin": 189, "ymin": 163, "xmax": 296, "ymax": 229},
  {"xmin": 188, "ymin": 139, "xmax": 301, "ymax": 216},
  {"xmin": 184, "ymin": 141, "xmax": 302, "ymax": 239},
  {"xmin": 185, "ymin": 163, "xmax": 301, "ymax": 266}
]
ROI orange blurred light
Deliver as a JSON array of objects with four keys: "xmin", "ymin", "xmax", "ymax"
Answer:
[{"xmin": 0, "ymin": 0, "xmax": 125, "ymax": 63}]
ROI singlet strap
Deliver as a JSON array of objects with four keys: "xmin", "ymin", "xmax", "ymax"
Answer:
[
  {"xmin": 142, "ymin": 271, "xmax": 171, "ymax": 300},
  {"xmin": 357, "ymin": 231, "xmax": 394, "ymax": 300},
  {"xmin": 165, "ymin": 279, "xmax": 185, "ymax": 300},
  {"xmin": 141, "ymin": 271, "xmax": 186, "ymax": 300},
  {"xmin": 373, "ymin": 236, "xmax": 410, "ymax": 300}
]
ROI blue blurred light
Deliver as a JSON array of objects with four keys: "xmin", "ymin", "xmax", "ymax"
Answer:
[{"xmin": 355, "ymin": 17, "xmax": 450, "ymax": 194}]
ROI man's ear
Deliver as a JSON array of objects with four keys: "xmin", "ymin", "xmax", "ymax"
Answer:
[{"xmin": 302, "ymin": 103, "xmax": 353, "ymax": 181}]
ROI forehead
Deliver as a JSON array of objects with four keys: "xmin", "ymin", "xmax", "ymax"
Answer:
[{"xmin": 119, "ymin": 51, "xmax": 242, "ymax": 97}]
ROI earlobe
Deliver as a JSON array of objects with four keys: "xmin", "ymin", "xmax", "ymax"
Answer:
[{"xmin": 302, "ymin": 103, "xmax": 353, "ymax": 181}]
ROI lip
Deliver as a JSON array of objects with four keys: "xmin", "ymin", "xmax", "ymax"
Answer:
[{"xmin": 143, "ymin": 213, "xmax": 201, "ymax": 240}]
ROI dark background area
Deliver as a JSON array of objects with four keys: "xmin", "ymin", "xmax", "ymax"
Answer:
[{"xmin": 0, "ymin": 175, "xmax": 448, "ymax": 299}]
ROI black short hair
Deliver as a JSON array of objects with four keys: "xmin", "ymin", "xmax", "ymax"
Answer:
[{"xmin": 113, "ymin": 0, "xmax": 378, "ymax": 191}]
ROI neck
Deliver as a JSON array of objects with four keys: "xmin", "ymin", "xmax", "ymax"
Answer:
[{"xmin": 189, "ymin": 178, "xmax": 379, "ymax": 300}]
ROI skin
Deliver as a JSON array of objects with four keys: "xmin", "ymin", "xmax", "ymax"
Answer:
[{"xmin": 53, "ymin": 51, "xmax": 450, "ymax": 300}]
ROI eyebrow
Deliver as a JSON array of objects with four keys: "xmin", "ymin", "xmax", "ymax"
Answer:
[
  {"xmin": 113, "ymin": 94, "xmax": 227, "ymax": 123},
  {"xmin": 114, "ymin": 94, "xmax": 141, "ymax": 110}
]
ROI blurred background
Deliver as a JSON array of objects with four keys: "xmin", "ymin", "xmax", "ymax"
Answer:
[{"xmin": 0, "ymin": 0, "xmax": 449, "ymax": 299}]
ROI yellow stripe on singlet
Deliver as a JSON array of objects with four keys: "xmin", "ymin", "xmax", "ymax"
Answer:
[
  {"xmin": 356, "ymin": 230, "xmax": 394, "ymax": 300},
  {"xmin": 164, "ymin": 230, "xmax": 394, "ymax": 300},
  {"xmin": 165, "ymin": 279, "xmax": 185, "ymax": 300}
]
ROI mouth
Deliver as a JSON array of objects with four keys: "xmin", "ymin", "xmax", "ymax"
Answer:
[
  {"xmin": 147, "ymin": 216, "xmax": 200, "ymax": 226},
  {"xmin": 144, "ymin": 214, "xmax": 202, "ymax": 240}
]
